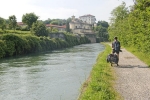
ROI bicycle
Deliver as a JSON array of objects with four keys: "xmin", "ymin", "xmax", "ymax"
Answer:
[
  {"xmin": 107, "ymin": 49, "xmax": 122, "ymax": 66},
  {"xmin": 107, "ymin": 53, "xmax": 119, "ymax": 66}
]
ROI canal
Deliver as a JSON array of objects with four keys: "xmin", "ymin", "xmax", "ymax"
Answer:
[{"xmin": 0, "ymin": 43, "xmax": 105, "ymax": 100}]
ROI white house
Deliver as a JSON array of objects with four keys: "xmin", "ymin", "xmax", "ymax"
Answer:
[
  {"xmin": 69, "ymin": 15, "xmax": 96, "ymax": 43},
  {"xmin": 79, "ymin": 14, "xmax": 96, "ymax": 24}
]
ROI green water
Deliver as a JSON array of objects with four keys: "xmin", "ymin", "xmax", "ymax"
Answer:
[{"xmin": 0, "ymin": 43, "xmax": 104, "ymax": 100}]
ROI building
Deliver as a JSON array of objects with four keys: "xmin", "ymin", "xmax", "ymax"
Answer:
[
  {"xmin": 79, "ymin": 14, "xmax": 96, "ymax": 24},
  {"xmin": 46, "ymin": 24, "xmax": 66, "ymax": 32},
  {"xmin": 17, "ymin": 22, "xmax": 27, "ymax": 27},
  {"xmin": 69, "ymin": 15, "xmax": 96, "ymax": 43}
]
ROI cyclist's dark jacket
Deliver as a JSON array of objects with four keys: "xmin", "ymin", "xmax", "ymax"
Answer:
[{"xmin": 112, "ymin": 41, "xmax": 120, "ymax": 51}]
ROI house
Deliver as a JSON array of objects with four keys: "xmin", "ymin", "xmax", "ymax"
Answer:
[
  {"xmin": 69, "ymin": 15, "xmax": 96, "ymax": 43},
  {"xmin": 46, "ymin": 24, "xmax": 66, "ymax": 32},
  {"xmin": 17, "ymin": 22, "xmax": 27, "ymax": 27},
  {"xmin": 79, "ymin": 14, "xmax": 96, "ymax": 24}
]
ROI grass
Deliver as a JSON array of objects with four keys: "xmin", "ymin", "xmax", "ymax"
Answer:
[
  {"xmin": 78, "ymin": 43, "xmax": 121, "ymax": 100},
  {"xmin": 125, "ymin": 47, "xmax": 150, "ymax": 67}
]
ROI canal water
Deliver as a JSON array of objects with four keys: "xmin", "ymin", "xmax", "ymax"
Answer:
[{"xmin": 0, "ymin": 43, "xmax": 104, "ymax": 100}]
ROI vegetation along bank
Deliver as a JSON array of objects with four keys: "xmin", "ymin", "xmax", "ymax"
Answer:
[
  {"xmin": 108, "ymin": 1, "xmax": 150, "ymax": 66},
  {"xmin": 0, "ymin": 32, "xmax": 90, "ymax": 58},
  {"xmin": 78, "ymin": 44, "xmax": 120, "ymax": 100}
]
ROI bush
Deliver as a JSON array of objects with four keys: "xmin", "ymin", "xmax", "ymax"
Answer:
[
  {"xmin": 31, "ymin": 21, "xmax": 48, "ymax": 37},
  {"xmin": 21, "ymin": 26, "xmax": 30, "ymax": 31},
  {"xmin": 0, "ymin": 32, "xmax": 91, "ymax": 58},
  {"xmin": 0, "ymin": 40, "xmax": 6, "ymax": 58}
]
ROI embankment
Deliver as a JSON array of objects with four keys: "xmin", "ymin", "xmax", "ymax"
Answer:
[
  {"xmin": 78, "ymin": 44, "xmax": 120, "ymax": 100},
  {"xmin": 0, "ymin": 32, "xmax": 90, "ymax": 58}
]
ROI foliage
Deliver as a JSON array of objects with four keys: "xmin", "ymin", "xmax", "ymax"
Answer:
[
  {"xmin": 108, "ymin": 1, "xmax": 150, "ymax": 60},
  {"xmin": 50, "ymin": 21, "xmax": 59, "ymax": 25},
  {"xmin": 66, "ymin": 21, "xmax": 71, "ymax": 32},
  {"xmin": 0, "ymin": 32, "xmax": 90, "ymax": 58},
  {"xmin": 97, "ymin": 21, "xmax": 109, "ymax": 28},
  {"xmin": 31, "ymin": 21, "xmax": 48, "ymax": 37},
  {"xmin": 51, "ymin": 28, "xmax": 59, "ymax": 32},
  {"xmin": 9, "ymin": 15, "xmax": 17, "ymax": 31},
  {"xmin": 94, "ymin": 21, "xmax": 109, "ymax": 41},
  {"xmin": 79, "ymin": 44, "xmax": 120, "ymax": 100},
  {"xmin": 43, "ymin": 18, "xmax": 52, "ymax": 24},
  {"xmin": 22, "ymin": 13, "xmax": 39, "ymax": 29},
  {"xmin": 0, "ymin": 17, "xmax": 5, "ymax": 30},
  {"xmin": 44, "ymin": 18, "xmax": 68, "ymax": 26},
  {"xmin": 21, "ymin": 26, "xmax": 30, "ymax": 31}
]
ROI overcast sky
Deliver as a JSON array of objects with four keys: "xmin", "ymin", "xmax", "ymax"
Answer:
[{"xmin": 0, "ymin": 0, "xmax": 134, "ymax": 22}]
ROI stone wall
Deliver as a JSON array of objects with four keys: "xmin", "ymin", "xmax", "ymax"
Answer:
[
  {"xmin": 85, "ymin": 34, "xmax": 96, "ymax": 43},
  {"xmin": 48, "ymin": 32, "xmax": 96, "ymax": 43},
  {"xmin": 48, "ymin": 33, "xmax": 65, "ymax": 40}
]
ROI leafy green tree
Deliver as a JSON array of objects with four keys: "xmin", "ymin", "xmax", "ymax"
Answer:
[
  {"xmin": 52, "ymin": 28, "xmax": 59, "ymax": 32},
  {"xmin": 43, "ymin": 18, "xmax": 52, "ymax": 24},
  {"xmin": 22, "ymin": 13, "xmax": 39, "ymax": 29},
  {"xmin": 66, "ymin": 22, "xmax": 70, "ymax": 32},
  {"xmin": 66, "ymin": 18, "xmax": 72, "ymax": 32},
  {"xmin": 110, "ymin": 2, "xmax": 129, "ymax": 24},
  {"xmin": 97, "ymin": 21, "xmax": 109, "ymax": 28},
  {"xmin": 9, "ymin": 15, "xmax": 17, "ymax": 31},
  {"xmin": 94, "ymin": 20, "xmax": 109, "ymax": 41},
  {"xmin": 0, "ymin": 17, "xmax": 4, "ymax": 26},
  {"xmin": 0, "ymin": 17, "xmax": 6, "ymax": 30},
  {"xmin": 108, "ymin": 0, "xmax": 150, "ymax": 55},
  {"xmin": 31, "ymin": 21, "xmax": 48, "ymax": 37},
  {"xmin": 50, "ymin": 21, "xmax": 59, "ymax": 25}
]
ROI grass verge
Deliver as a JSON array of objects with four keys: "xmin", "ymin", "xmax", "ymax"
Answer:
[
  {"xmin": 125, "ymin": 47, "xmax": 150, "ymax": 67},
  {"xmin": 78, "ymin": 43, "xmax": 121, "ymax": 100}
]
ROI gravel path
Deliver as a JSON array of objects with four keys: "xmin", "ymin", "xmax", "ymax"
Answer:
[{"xmin": 113, "ymin": 48, "xmax": 150, "ymax": 100}]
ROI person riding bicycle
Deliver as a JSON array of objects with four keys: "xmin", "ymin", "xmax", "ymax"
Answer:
[{"xmin": 112, "ymin": 36, "xmax": 121, "ymax": 61}]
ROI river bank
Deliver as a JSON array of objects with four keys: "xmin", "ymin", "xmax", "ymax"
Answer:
[
  {"xmin": 0, "ymin": 32, "xmax": 90, "ymax": 59},
  {"xmin": 78, "ymin": 44, "xmax": 120, "ymax": 100}
]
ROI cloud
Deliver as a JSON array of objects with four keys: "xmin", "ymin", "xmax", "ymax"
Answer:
[
  {"xmin": 35, "ymin": 7, "xmax": 78, "ymax": 20},
  {"xmin": 94, "ymin": 0, "xmax": 134, "ymax": 22},
  {"xmin": 0, "ymin": 0, "xmax": 134, "ymax": 22},
  {"xmin": 0, "ymin": 0, "xmax": 78, "ymax": 21}
]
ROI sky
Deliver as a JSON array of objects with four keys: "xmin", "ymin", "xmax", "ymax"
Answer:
[{"xmin": 0, "ymin": 0, "xmax": 134, "ymax": 23}]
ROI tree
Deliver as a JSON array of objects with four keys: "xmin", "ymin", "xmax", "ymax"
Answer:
[
  {"xmin": 0, "ymin": 17, "xmax": 6, "ymax": 30},
  {"xmin": 22, "ymin": 13, "xmax": 39, "ymax": 29},
  {"xmin": 31, "ymin": 21, "xmax": 48, "ymax": 37},
  {"xmin": 110, "ymin": 2, "xmax": 129, "ymax": 24},
  {"xmin": 66, "ymin": 18, "xmax": 72, "ymax": 32},
  {"xmin": 95, "ymin": 25, "xmax": 107, "ymax": 37},
  {"xmin": 97, "ymin": 21, "xmax": 109, "ymax": 28},
  {"xmin": 50, "ymin": 21, "xmax": 59, "ymax": 25},
  {"xmin": 94, "ymin": 20, "xmax": 109, "ymax": 41},
  {"xmin": 9, "ymin": 15, "xmax": 17, "ymax": 31},
  {"xmin": 0, "ymin": 17, "xmax": 4, "ymax": 26},
  {"xmin": 43, "ymin": 18, "xmax": 52, "ymax": 24}
]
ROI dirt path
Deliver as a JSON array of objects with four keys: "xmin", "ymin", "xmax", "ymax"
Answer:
[{"xmin": 113, "ymin": 48, "xmax": 150, "ymax": 100}]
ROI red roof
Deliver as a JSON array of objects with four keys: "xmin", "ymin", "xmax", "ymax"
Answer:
[
  {"xmin": 79, "ymin": 14, "xmax": 95, "ymax": 17},
  {"xmin": 46, "ymin": 24, "xmax": 66, "ymax": 28},
  {"xmin": 17, "ymin": 22, "xmax": 25, "ymax": 25}
]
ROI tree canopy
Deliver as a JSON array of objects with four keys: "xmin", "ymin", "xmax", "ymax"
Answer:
[
  {"xmin": 22, "ymin": 13, "xmax": 39, "ymax": 29},
  {"xmin": 108, "ymin": 1, "xmax": 150, "ymax": 55},
  {"xmin": 94, "ymin": 20, "xmax": 109, "ymax": 41},
  {"xmin": 0, "ymin": 17, "xmax": 6, "ymax": 30},
  {"xmin": 31, "ymin": 21, "xmax": 48, "ymax": 37},
  {"xmin": 9, "ymin": 15, "xmax": 17, "ymax": 31}
]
